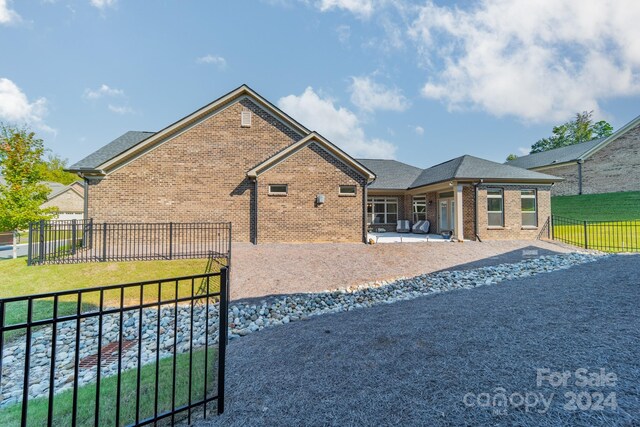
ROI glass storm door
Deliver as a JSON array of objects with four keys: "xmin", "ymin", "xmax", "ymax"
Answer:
[{"xmin": 439, "ymin": 199, "xmax": 455, "ymax": 231}]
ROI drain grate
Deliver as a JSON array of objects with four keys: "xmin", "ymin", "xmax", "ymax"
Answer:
[{"xmin": 79, "ymin": 340, "xmax": 137, "ymax": 369}]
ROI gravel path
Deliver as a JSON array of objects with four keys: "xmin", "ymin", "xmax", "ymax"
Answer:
[
  {"xmin": 230, "ymin": 240, "xmax": 574, "ymax": 300},
  {"xmin": 200, "ymin": 254, "xmax": 640, "ymax": 426}
]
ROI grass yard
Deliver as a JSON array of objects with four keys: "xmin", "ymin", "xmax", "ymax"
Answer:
[
  {"xmin": 551, "ymin": 191, "xmax": 640, "ymax": 252},
  {"xmin": 0, "ymin": 257, "xmax": 222, "ymax": 338},
  {"xmin": 0, "ymin": 347, "xmax": 218, "ymax": 426},
  {"xmin": 552, "ymin": 190, "xmax": 640, "ymax": 221}
]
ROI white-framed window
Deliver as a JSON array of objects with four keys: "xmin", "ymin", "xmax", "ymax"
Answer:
[
  {"xmin": 487, "ymin": 188, "xmax": 504, "ymax": 227},
  {"xmin": 367, "ymin": 197, "xmax": 398, "ymax": 224},
  {"xmin": 412, "ymin": 196, "xmax": 427, "ymax": 221},
  {"xmin": 521, "ymin": 189, "xmax": 537, "ymax": 227},
  {"xmin": 268, "ymin": 184, "xmax": 288, "ymax": 195},
  {"xmin": 339, "ymin": 185, "xmax": 357, "ymax": 196}
]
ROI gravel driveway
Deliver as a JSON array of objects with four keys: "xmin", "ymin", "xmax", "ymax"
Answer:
[
  {"xmin": 201, "ymin": 254, "xmax": 639, "ymax": 426},
  {"xmin": 230, "ymin": 240, "xmax": 574, "ymax": 300}
]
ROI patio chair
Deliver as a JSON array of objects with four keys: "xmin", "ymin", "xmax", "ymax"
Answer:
[
  {"xmin": 413, "ymin": 220, "xmax": 431, "ymax": 234},
  {"xmin": 396, "ymin": 220, "xmax": 411, "ymax": 233}
]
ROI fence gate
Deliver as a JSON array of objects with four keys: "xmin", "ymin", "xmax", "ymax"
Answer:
[{"xmin": 0, "ymin": 268, "xmax": 229, "ymax": 426}]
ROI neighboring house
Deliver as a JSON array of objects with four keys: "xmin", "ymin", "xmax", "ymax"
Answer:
[
  {"xmin": 67, "ymin": 85, "xmax": 559, "ymax": 243},
  {"xmin": 0, "ymin": 176, "xmax": 84, "ymax": 222},
  {"xmin": 506, "ymin": 115, "xmax": 640, "ymax": 196},
  {"xmin": 41, "ymin": 181, "xmax": 85, "ymax": 221}
]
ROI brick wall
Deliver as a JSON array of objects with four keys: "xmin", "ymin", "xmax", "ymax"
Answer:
[
  {"xmin": 582, "ymin": 125, "xmax": 640, "ymax": 194},
  {"xmin": 42, "ymin": 189, "xmax": 84, "ymax": 213},
  {"xmin": 87, "ymin": 98, "xmax": 301, "ymax": 242},
  {"xmin": 537, "ymin": 163, "xmax": 579, "ymax": 196},
  {"xmin": 534, "ymin": 124, "xmax": 640, "ymax": 196},
  {"xmin": 462, "ymin": 186, "xmax": 475, "ymax": 240},
  {"xmin": 257, "ymin": 143, "xmax": 366, "ymax": 243},
  {"xmin": 476, "ymin": 185, "xmax": 551, "ymax": 240}
]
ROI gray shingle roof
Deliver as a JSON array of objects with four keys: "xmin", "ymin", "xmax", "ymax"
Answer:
[
  {"xmin": 410, "ymin": 155, "xmax": 558, "ymax": 188},
  {"xmin": 356, "ymin": 159, "xmax": 423, "ymax": 190},
  {"xmin": 359, "ymin": 155, "xmax": 559, "ymax": 190},
  {"xmin": 68, "ymin": 131, "xmax": 155, "ymax": 170},
  {"xmin": 505, "ymin": 138, "xmax": 605, "ymax": 169}
]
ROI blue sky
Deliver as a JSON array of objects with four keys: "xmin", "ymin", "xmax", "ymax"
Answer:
[{"xmin": 1, "ymin": 0, "xmax": 639, "ymax": 169}]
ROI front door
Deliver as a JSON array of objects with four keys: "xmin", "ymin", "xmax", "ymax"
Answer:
[{"xmin": 438, "ymin": 199, "xmax": 455, "ymax": 232}]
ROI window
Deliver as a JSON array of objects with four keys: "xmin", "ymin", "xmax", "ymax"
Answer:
[
  {"xmin": 268, "ymin": 184, "xmax": 287, "ymax": 195},
  {"xmin": 367, "ymin": 197, "xmax": 398, "ymax": 224},
  {"xmin": 412, "ymin": 196, "xmax": 426, "ymax": 221},
  {"xmin": 487, "ymin": 188, "xmax": 504, "ymax": 227},
  {"xmin": 339, "ymin": 185, "xmax": 356, "ymax": 196},
  {"xmin": 521, "ymin": 189, "xmax": 537, "ymax": 227}
]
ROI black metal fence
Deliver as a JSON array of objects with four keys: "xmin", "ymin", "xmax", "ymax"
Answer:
[
  {"xmin": 0, "ymin": 267, "xmax": 229, "ymax": 426},
  {"xmin": 550, "ymin": 215, "xmax": 640, "ymax": 252},
  {"xmin": 28, "ymin": 220, "xmax": 232, "ymax": 266}
]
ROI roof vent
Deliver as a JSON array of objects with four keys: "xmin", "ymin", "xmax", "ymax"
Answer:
[{"xmin": 241, "ymin": 108, "xmax": 252, "ymax": 128}]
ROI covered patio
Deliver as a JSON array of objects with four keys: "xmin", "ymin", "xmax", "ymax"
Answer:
[{"xmin": 366, "ymin": 232, "xmax": 452, "ymax": 243}]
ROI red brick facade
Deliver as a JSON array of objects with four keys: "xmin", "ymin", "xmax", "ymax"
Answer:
[{"xmin": 86, "ymin": 97, "xmax": 369, "ymax": 243}]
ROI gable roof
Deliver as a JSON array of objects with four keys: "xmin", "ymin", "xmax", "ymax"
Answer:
[
  {"xmin": 45, "ymin": 182, "xmax": 84, "ymax": 201},
  {"xmin": 505, "ymin": 138, "xmax": 604, "ymax": 169},
  {"xmin": 247, "ymin": 132, "xmax": 376, "ymax": 182},
  {"xmin": 356, "ymin": 159, "xmax": 423, "ymax": 189},
  {"xmin": 67, "ymin": 84, "xmax": 311, "ymax": 174},
  {"xmin": 410, "ymin": 155, "xmax": 558, "ymax": 188},
  {"xmin": 69, "ymin": 131, "xmax": 155, "ymax": 170},
  {"xmin": 506, "ymin": 113, "xmax": 640, "ymax": 170}
]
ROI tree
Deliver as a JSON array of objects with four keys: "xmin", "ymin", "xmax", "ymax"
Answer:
[
  {"xmin": 0, "ymin": 124, "xmax": 57, "ymax": 258},
  {"xmin": 506, "ymin": 153, "xmax": 519, "ymax": 161},
  {"xmin": 530, "ymin": 111, "xmax": 614, "ymax": 154},
  {"xmin": 38, "ymin": 152, "xmax": 80, "ymax": 185}
]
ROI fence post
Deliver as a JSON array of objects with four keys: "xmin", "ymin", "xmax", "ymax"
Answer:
[
  {"xmin": 39, "ymin": 220, "xmax": 45, "ymax": 265},
  {"xmin": 71, "ymin": 219, "xmax": 77, "ymax": 255},
  {"xmin": 169, "ymin": 222, "xmax": 173, "ymax": 260},
  {"xmin": 27, "ymin": 222, "xmax": 33, "ymax": 266},
  {"xmin": 218, "ymin": 266, "xmax": 229, "ymax": 415},
  {"xmin": 583, "ymin": 220, "xmax": 588, "ymax": 249},
  {"xmin": 102, "ymin": 223, "xmax": 108, "ymax": 262},
  {"xmin": 549, "ymin": 216, "xmax": 553, "ymax": 240}
]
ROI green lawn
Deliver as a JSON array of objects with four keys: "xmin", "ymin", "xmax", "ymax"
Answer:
[
  {"xmin": 550, "ymin": 191, "xmax": 640, "ymax": 252},
  {"xmin": 0, "ymin": 258, "xmax": 222, "ymax": 338},
  {"xmin": 0, "ymin": 347, "xmax": 218, "ymax": 426},
  {"xmin": 552, "ymin": 191, "xmax": 640, "ymax": 221}
]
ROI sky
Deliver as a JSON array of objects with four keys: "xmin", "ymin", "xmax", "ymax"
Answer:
[{"xmin": 1, "ymin": 0, "xmax": 639, "ymax": 169}]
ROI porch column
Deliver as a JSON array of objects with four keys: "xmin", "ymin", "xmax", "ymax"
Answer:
[{"xmin": 455, "ymin": 183, "xmax": 464, "ymax": 240}]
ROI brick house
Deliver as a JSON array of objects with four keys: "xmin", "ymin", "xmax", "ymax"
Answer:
[
  {"xmin": 41, "ymin": 181, "xmax": 85, "ymax": 221},
  {"xmin": 506, "ymin": 115, "xmax": 640, "ymax": 196},
  {"xmin": 68, "ymin": 85, "xmax": 560, "ymax": 243}
]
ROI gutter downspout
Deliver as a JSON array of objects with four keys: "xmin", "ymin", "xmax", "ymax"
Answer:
[
  {"xmin": 473, "ymin": 180, "xmax": 482, "ymax": 242},
  {"xmin": 83, "ymin": 177, "xmax": 89, "ymax": 220},
  {"xmin": 253, "ymin": 178, "xmax": 259, "ymax": 245},
  {"xmin": 577, "ymin": 160, "xmax": 583, "ymax": 195},
  {"xmin": 363, "ymin": 183, "xmax": 368, "ymax": 243}
]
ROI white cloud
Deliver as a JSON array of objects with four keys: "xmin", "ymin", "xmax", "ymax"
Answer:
[
  {"xmin": 0, "ymin": 78, "xmax": 54, "ymax": 133},
  {"xmin": 90, "ymin": 0, "xmax": 116, "ymax": 9},
  {"xmin": 317, "ymin": 0, "xmax": 374, "ymax": 19},
  {"xmin": 409, "ymin": 0, "xmax": 640, "ymax": 122},
  {"xmin": 414, "ymin": 125, "xmax": 424, "ymax": 136},
  {"xmin": 0, "ymin": 0, "xmax": 21, "ymax": 25},
  {"xmin": 518, "ymin": 147, "xmax": 530, "ymax": 155},
  {"xmin": 349, "ymin": 76, "xmax": 410, "ymax": 113},
  {"xmin": 278, "ymin": 86, "xmax": 396, "ymax": 158},
  {"xmin": 196, "ymin": 54, "xmax": 227, "ymax": 69},
  {"xmin": 83, "ymin": 84, "xmax": 124, "ymax": 100},
  {"xmin": 108, "ymin": 104, "xmax": 134, "ymax": 115}
]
